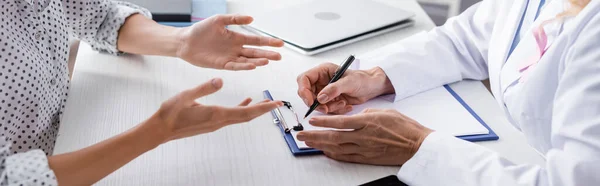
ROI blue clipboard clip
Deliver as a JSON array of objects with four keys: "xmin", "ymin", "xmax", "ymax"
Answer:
[
  {"xmin": 271, "ymin": 101, "xmax": 304, "ymax": 133},
  {"xmin": 263, "ymin": 85, "xmax": 499, "ymax": 156},
  {"xmin": 263, "ymin": 90, "xmax": 322, "ymax": 156}
]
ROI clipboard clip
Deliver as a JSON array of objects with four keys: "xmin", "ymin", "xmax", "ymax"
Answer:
[{"xmin": 272, "ymin": 101, "xmax": 304, "ymax": 133}]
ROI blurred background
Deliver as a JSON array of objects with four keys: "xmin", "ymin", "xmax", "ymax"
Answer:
[
  {"xmin": 119, "ymin": 0, "xmax": 482, "ymax": 26},
  {"xmin": 417, "ymin": 0, "xmax": 482, "ymax": 25}
]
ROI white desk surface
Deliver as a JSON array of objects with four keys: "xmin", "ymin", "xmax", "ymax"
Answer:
[{"xmin": 53, "ymin": 0, "xmax": 546, "ymax": 185}]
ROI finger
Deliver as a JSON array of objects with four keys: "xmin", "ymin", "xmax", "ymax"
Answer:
[
  {"xmin": 309, "ymin": 115, "xmax": 367, "ymax": 129},
  {"xmin": 242, "ymin": 34, "xmax": 284, "ymax": 47},
  {"xmin": 296, "ymin": 130, "xmax": 358, "ymax": 144},
  {"xmin": 237, "ymin": 98, "xmax": 253, "ymax": 106},
  {"xmin": 297, "ymin": 88, "xmax": 316, "ymax": 106},
  {"xmin": 325, "ymin": 100, "xmax": 347, "ymax": 114},
  {"xmin": 361, "ymin": 108, "xmax": 386, "ymax": 113},
  {"xmin": 297, "ymin": 76, "xmax": 317, "ymax": 106},
  {"xmin": 241, "ymin": 48, "xmax": 282, "ymax": 60},
  {"xmin": 297, "ymin": 63, "xmax": 339, "ymax": 88},
  {"xmin": 234, "ymin": 57, "xmax": 269, "ymax": 67},
  {"xmin": 223, "ymin": 101, "xmax": 284, "ymax": 122},
  {"xmin": 317, "ymin": 77, "xmax": 355, "ymax": 104},
  {"xmin": 315, "ymin": 105, "xmax": 328, "ymax": 114},
  {"xmin": 223, "ymin": 62, "xmax": 257, "ymax": 71},
  {"xmin": 305, "ymin": 142, "xmax": 362, "ymax": 154},
  {"xmin": 215, "ymin": 14, "xmax": 253, "ymax": 25},
  {"xmin": 185, "ymin": 78, "xmax": 223, "ymax": 100},
  {"xmin": 296, "ymin": 63, "xmax": 340, "ymax": 105},
  {"xmin": 330, "ymin": 105, "xmax": 353, "ymax": 115}
]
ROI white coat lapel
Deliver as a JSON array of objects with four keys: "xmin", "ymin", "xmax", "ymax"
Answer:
[
  {"xmin": 488, "ymin": 0, "xmax": 528, "ymax": 100},
  {"xmin": 500, "ymin": 0, "xmax": 564, "ymax": 93}
]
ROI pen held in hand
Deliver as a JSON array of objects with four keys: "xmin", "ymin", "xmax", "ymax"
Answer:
[{"xmin": 303, "ymin": 55, "xmax": 356, "ymax": 118}]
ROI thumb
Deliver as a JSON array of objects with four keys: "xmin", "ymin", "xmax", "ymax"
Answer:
[
  {"xmin": 186, "ymin": 78, "xmax": 223, "ymax": 101},
  {"xmin": 317, "ymin": 78, "xmax": 353, "ymax": 104}
]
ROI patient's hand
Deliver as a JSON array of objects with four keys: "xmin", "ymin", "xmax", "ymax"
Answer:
[
  {"xmin": 147, "ymin": 78, "xmax": 283, "ymax": 142},
  {"xmin": 176, "ymin": 14, "xmax": 284, "ymax": 71}
]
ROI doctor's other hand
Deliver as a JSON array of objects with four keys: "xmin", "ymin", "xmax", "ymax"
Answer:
[
  {"xmin": 297, "ymin": 63, "xmax": 395, "ymax": 114},
  {"xmin": 176, "ymin": 14, "xmax": 284, "ymax": 71},
  {"xmin": 296, "ymin": 108, "xmax": 433, "ymax": 165},
  {"xmin": 145, "ymin": 78, "xmax": 283, "ymax": 142}
]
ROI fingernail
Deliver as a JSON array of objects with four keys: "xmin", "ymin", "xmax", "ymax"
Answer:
[
  {"xmin": 309, "ymin": 118, "xmax": 316, "ymax": 124},
  {"xmin": 305, "ymin": 142, "xmax": 314, "ymax": 146},
  {"xmin": 317, "ymin": 94, "xmax": 329, "ymax": 103},
  {"xmin": 297, "ymin": 133, "xmax": 305, "ymax": 140},
  {"xmin": 211, "ymin": 78, "xmax": 222, "ymax": 88}
]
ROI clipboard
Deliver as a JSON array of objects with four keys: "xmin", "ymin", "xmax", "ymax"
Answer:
[
  {"xmin": 263, "ymin": 85, "xmax": 499, "ymax": 156},
  {"xmin": 263, "ymin": 90, "xmax": 323, "ymax": 155}
]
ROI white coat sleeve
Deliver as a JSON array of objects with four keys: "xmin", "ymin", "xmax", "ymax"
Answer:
[
  {"xmin": 360, "ymin": 0, "xmax": 500, "ymax": 101},
  {"xmin": 396, "ymin": 7, "xmax": 600, "ymax": 186}
]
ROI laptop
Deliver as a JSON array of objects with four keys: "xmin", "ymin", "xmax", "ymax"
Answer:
[{"xmin": 244, "ymin": 0, "xmax": 415, "ymax": 55}]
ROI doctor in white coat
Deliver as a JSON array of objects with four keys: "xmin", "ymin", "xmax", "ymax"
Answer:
[{"xmin": 295, "ymin": 0, "xmax": 600, "ymax": 185}]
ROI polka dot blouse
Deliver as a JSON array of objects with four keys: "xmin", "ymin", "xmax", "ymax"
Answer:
[{"xmin": 0, "ymin": 0, "xmax": 150, "ymax": 185}]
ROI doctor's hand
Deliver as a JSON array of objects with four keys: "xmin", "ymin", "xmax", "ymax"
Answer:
[
  {"xmin": 176, "ymin": 14, "xmax": 284, "ymax": 71},
  {"xmin": 296, "ymin": 108, "xmax": 433, "ymax": 165},
  {"xmin": 297, "ymin": 63, "xmax": 395, "ymax": 114},
  {"xmin": 145, "ymin": 78, "xmax": 283, "ymax": 142}
]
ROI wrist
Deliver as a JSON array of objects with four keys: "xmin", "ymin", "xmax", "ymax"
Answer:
[
  {"xmin": 136, "ymin": 114, "xmax": 172, "ymax": 148},
  {"xmin": 409, "ymin": 128, "xmax": 433, "ymax": 160},
  {"xmin": 166, "ymin": 26, "xmax": 187, "ymax": 57},
  {"xmin": 366, "ymin": 67, "xmax": 395, "ymax": 96},
  {"xmin": 172, "ymin": 26, "xmax": 190, "ymax": 58}
]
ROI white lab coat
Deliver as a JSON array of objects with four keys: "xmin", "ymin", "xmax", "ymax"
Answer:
[{"xmin": 360, "ymin": 0, "xmax": 600, "ymax": 185}]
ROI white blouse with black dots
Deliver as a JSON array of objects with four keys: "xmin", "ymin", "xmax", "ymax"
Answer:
[{"xmin": 0, "ymin": 0, "xmax": 150, "ymax": 185}]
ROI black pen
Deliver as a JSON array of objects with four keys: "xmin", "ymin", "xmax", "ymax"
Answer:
[{"xmin": 304, "ymin": 55, "xmax": 356, "ymax": 119}]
